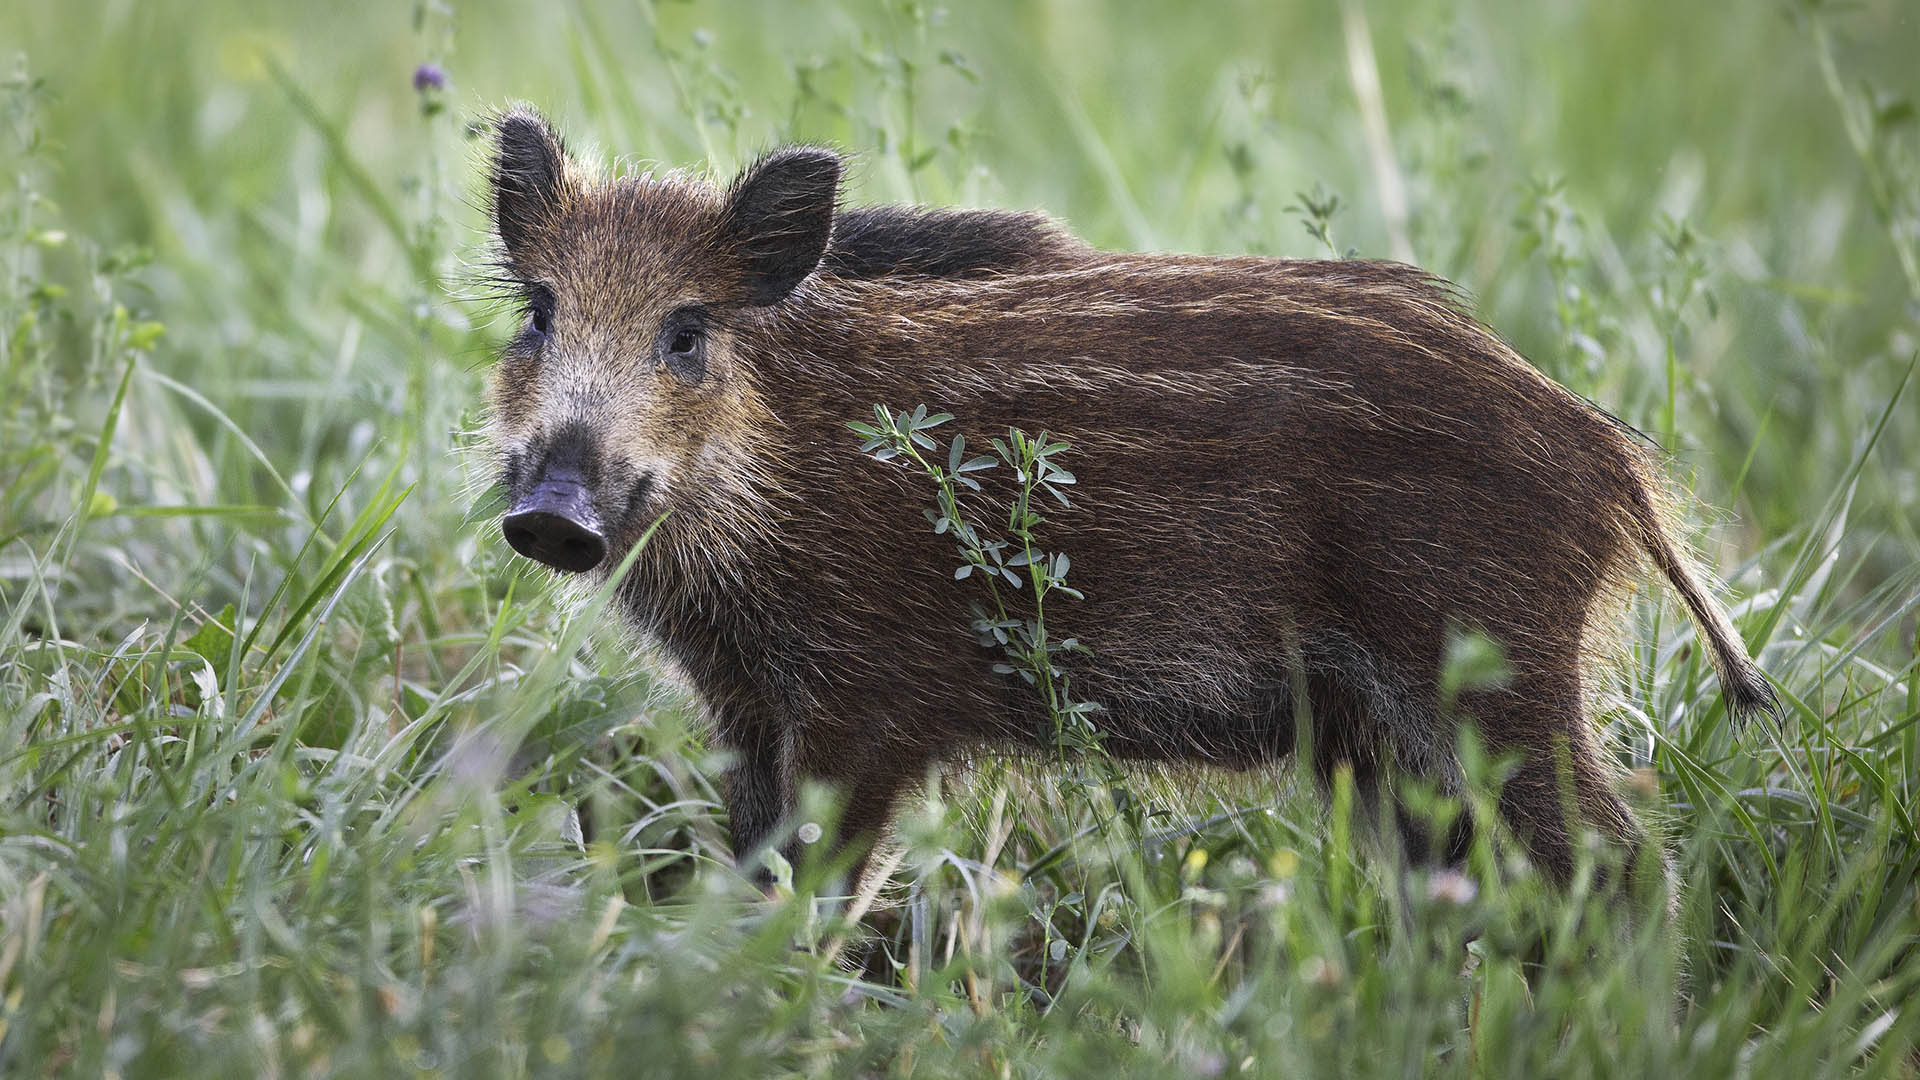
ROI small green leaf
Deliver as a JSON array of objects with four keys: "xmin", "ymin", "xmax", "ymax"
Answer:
[
  {"xmin": 182, "ymin": 604, "xmax": 238, "ymax": 682},
  {"xmin": 126, "ymin": 320, "xmax": 167, "ymax": 351}
]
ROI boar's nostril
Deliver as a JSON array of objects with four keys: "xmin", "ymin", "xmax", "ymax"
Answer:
[{"xmin": 503, "ymin": 503, "xmax": 608, "ymax": 574}]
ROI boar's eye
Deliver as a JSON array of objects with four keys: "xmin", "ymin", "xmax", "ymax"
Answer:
[
  {"xmin": 659, "ymin": 306, "xmax": 707, "ymax": 384},
  {"xmin": 525, "ymin": 286, "xmax": 555, "ymax": 338}
]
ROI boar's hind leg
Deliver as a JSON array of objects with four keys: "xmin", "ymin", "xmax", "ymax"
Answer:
[{"xmin": 1460, "ymin": 678, "xmax": 1659, "ymax": 894}]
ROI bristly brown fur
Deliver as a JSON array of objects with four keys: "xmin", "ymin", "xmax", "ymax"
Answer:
[
  {"xmin": 477, "ymin": 108, "xmax": 1777, "ymax": 894},
  {"xmin": 825, "ymin": 205, "xmax": 1091, "ymax": 279}
]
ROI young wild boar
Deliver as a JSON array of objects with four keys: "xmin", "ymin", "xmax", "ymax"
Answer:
[{"xmin": 481, "ymin": 108, "xmax": 1776, "ymax": 892}]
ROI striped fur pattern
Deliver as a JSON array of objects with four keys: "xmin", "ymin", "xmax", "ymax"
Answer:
[{"xmin": 480, "ymin": 108, "xmax": 1776, "ymax": 890}]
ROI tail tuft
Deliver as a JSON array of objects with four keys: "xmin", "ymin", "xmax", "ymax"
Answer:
[{"xmin": 1720, "ymin": 656, "xmax": 1780, "ymax": 730}]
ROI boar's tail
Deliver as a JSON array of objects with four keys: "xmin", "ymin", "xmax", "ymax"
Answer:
[{"xmin": 1626, "ymin": 481, "xmax": 1780, "ymax": 728}]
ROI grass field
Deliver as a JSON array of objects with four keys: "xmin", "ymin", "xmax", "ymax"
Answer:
[{"xmin": 3, "ymin": 0, "xmax": 1919, "ymax": 1075}]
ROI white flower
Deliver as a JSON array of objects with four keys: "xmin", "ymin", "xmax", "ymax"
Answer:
[{"xmin": 1426, "ymin": 870, "xmax": 1478, "ymax": 905}]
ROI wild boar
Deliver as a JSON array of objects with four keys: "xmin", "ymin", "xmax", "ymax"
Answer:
[{"xmin": 480, "ymin": 108, "xmax": 1775, "ymax": 892}]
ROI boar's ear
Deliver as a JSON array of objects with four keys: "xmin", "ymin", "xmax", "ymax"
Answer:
[
  {"xmin": 721, "ymin": 146, "xmax": 842, "ymax": 306},
  {"xmin": 490, "ymin": 107, "xmax": 569, "ymax": 266}
]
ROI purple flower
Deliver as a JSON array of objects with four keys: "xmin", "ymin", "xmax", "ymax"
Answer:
[{"xmin": 412, "ymin": 63, "xmax": 446, "ymax": 93}]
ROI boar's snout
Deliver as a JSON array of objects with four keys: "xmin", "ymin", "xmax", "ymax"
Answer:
[{"xmin": 504, "ymin": 466, "xmax": 607, "ymax": 574}]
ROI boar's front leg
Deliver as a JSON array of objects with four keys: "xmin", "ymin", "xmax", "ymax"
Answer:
[{"xmin": 710, "ymin": 697, "xmax": 796, "ymax": 883}]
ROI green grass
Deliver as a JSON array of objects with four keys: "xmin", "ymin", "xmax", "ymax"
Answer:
[{"xmin": 2, "ymin": 0, "xmax": 1918, "ymax": 1075}]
